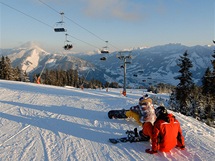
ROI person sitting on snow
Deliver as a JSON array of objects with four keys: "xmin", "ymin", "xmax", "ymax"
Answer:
[
  {"xmin": 145, "ymin": 106, "xmax": 185, "ymax": 154},
  {"xmin": 125, "ymin": 96, "xmax": 156, "ymax": 141}
]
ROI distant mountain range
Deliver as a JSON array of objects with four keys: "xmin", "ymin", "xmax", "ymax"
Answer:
[{"xmin": 1, "ymin": 42, "xmax": 214, "ymax": 87}]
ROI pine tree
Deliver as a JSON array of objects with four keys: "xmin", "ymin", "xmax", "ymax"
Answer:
[
  {"xmin": 0, "ymin": 56, "xmax": 13, "ymax": 80},
  {"xmin": 169, "ymin": 89, "xmax": 179, "ymax": 111},
  {"xmin": 202, "ymin": 67, "xmax": 213, "ymax": 94},
  {"xmin": 0, "ymin": 56, "xmax": 4, "ymax": 79},
  {"xmin": 211, "ymin": 47, "xmax": 215, "ymax": 122},
  {"xmin": 173, "ymin": 51, "xmax": 194, "ymax": 115},
  {"xmin": 12, "ymin": 66, "xmax": 21, "ymax": 81},
  {"xmin": 210, "ymin": 48, "xmax": 215, "ymax": 95},
  {"xmin": 73, "ymin": 70, "xmax": 79, "ymax": 87},
  {"xmin": 201, "ymin": 42, "xmax": 215, "ymax": 125},
  {"xmin": 5, "ymin": 56, "xmax": 13, "ymax": 80},
  {"xmin": 22, "ymin": 70, "xmax": 30, "ymax": 82}
]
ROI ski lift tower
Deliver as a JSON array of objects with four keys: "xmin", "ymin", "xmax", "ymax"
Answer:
[{"xmin": 117, "ymin": 51, "xmax": 132, "ymax": 96}]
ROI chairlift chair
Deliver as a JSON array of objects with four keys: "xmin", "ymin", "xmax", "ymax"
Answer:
[
  {"xmin": 101, "ymin": 49, "xmax": 109, "ymax": 54},
  {"xmin": 54, "ymin": 12, "xmax": 66, "ymax": 32},
  {"xmin": 64, "ymin": 44, "xmax": 73, "ymax": 50},
  {"xmin": 101, "ymin": 46, "xmax": 109, "ymax": 54},
  {"xmin": 101, "ymin": 41, "xmax": 109, "ymax": 53},
  {"xmin": 63, "ymin": 33, "xmax": 73, "ymax": 50},
  {"xmin": 54, "ymin": 28, "xmax": 66, "ymax": 32},
  {"xmin": 100, "ymin": 57, "xmax": 106, "ymax": 61}
]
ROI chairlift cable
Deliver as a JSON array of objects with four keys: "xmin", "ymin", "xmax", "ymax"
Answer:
[
  {"xmin": 37, "ymin": 0, "xmax": 120, "ymax": 51},
  {"xmin": 38, "ymin": 0, "xmax": 108, "ymax": 50},
  {"xmin": 65, "ymin": 16, "xmax": 120, "ymax": 51},
  {"xmin": 38, "ymin": 0, "xmax": 106, "ymax": 43},
  {"xmin": 38, "ymin": 0, "xmax": 60, "ymax": 14},
  {"xmin": 67, "ymin": 34, "xmax": 99, "ymax": 49},
  {"xmin": 64, "ymin": 15, "xmax": 106, "ymax": 43},
  {"xmin": 0, "ymin": 2, "xmax": 53, "ymax": 29},
  {"xmin": 0, "ymin": 2, "xmax": 101, "ymax": 51},
  {"xmin": 38, "ymin": 0, "xmax": 106, "ymax": 42},
  {"xmin": 0, "ymin": 0, "xmax": 117, "ymax": 49}
]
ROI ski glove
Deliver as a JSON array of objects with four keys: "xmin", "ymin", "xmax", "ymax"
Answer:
[{"xmin": 145, "ymin": 149, "xmax": 157, "ymax": 154}]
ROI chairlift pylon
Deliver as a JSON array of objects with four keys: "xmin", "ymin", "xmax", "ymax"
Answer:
[{"xmin": 54, "ymin": 12, "xmax": 67, "ymax": 32}]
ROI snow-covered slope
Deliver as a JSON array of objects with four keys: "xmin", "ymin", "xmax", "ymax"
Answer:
[{"xmin": 0, "ymin": 80, "xmax": 214, "ymax": 161}]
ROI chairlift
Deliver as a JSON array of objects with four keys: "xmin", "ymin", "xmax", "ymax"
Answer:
[
  {"xmin": 101, "ymin": 48, "xmax": 109, "ymax": 54},
  {"xmin": 64, "ymin": 44, "xmax": 73, "ymax": 50},
  {"xmin": 54, "ymin": 26, "xmax": 66, "ymax": 32},
  {"xmin": 54, "ymin": 12, "xmax": 66, "ymax": 32},
  {"xmin": 100, "ymin": 57, "xmax": 106, "ymax": 61},
  {"xmin": 101, "ymin": 41, "xmax": 109, "ymax": 53},
  {"xmin": 63, "ymin": 34, "xmax": 73, "ymax": 50}
]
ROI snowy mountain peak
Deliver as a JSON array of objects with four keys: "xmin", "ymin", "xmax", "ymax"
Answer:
[
  {"xmin": 2, "ymin": 43, "xmax": 214, "ymax": 85},
  {"xmin": 17, "ymin": 41, "xmax": 45, "ymax": 52}
]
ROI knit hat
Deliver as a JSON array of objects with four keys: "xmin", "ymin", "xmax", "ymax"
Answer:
[
  {"xmin": 155, "ymin": 106, "xmax": 167, "ymax": 117},
  {"xmin": 139, "ymin": 97, "xmax": 153, "ymax": 105}
]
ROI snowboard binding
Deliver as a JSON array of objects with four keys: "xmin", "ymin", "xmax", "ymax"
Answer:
[
  {"xmin": 126, "ymin": 128, "xmax": 139, "ymax": 142},
  {"xmin": 109, "ymin": 128, "xmax": 149, "ymax": 144}
]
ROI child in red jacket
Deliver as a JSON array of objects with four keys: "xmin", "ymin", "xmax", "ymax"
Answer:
[{"xmin": 145, "ymin": 106, "xmax": 185, "ymax": 154}]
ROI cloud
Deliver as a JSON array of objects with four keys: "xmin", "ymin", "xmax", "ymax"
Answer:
[
  {"xmin": 36, "ymin": 0, "xmax": 145, "ymax": 21},
  {"xmin": 81, "ymin": 0, "xmax": 144, "ymax": 21}
]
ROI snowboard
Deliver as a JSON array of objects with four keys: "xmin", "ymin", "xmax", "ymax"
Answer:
[
  {"xmin": 108, "ymin": 109, "xmax": 129, "ymax": 119},
  {"xmin": 109, "ymin": 137, "xmax": 129, "ymax": 144},
  {"xmin": 109, "ymin": 128, "xmax": 149, "ymax": 144}
]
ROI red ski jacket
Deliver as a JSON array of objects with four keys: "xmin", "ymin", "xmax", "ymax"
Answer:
[{"xmin": 152, "ymin": 113, "xmax": 185, "ymax": 152}]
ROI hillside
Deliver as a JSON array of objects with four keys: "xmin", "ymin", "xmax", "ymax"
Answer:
[
  {"xmin": 1, "ymin": 42, "xmax": 213, "ymax": 86},
  {"xmin": 0, "ymin": 80, "xmax": 215, "ymax": 161},
  {"xmin": 78, "ymin": 43, "xmax": 213, "ymax": 86}
]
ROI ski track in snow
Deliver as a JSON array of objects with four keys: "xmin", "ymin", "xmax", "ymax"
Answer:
[{"xmin": 0, "ymin": 80, "xmax": 215, "ymax": 161}]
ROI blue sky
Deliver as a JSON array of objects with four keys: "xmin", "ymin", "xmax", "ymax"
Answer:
[{"xmin": 0, "ymin": 0, "xmax": 214, "ymax": 53}]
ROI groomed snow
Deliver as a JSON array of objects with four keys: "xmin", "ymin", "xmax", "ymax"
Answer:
[{"xmin": 0, "ymin": 80, "xmax": 215, "ymax": 161}]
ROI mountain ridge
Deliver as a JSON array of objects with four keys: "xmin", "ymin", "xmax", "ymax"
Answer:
[{"xmin": 1, "ymin": 42, "xmax": 213, "ymax": 86}]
